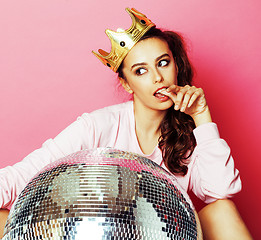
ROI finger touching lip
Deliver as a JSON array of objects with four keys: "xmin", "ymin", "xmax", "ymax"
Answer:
[
  {"xmin": 160, "ymin": 89, "xmax": 170, "ymax": 96},
  {"xmin": 167, "ymin": 85, "xmax": 180, "ymax": 93},
  {"xmin": 160, "ymin": 88, "xmax": 177, "ymax": 102}
]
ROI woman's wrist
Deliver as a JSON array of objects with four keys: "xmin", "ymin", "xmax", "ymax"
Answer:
[{"xmin": 191, "ymin": 106, "xmax": 212, "ymax": 127}]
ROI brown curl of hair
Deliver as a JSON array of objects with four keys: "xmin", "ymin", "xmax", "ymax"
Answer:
[{"xmin": 118, "ymin": 27, "xmax": 196, "ymax": 176}]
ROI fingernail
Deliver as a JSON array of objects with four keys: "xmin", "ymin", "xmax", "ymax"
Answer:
[{"xmin": 174, "ymin": 104, "xmax": 179, "ymax": 110}]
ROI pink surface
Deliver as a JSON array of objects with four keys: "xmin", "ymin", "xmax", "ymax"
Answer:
[{"xmin": 0, "ymin": 0, "xmax": 260, "ymax": 238}]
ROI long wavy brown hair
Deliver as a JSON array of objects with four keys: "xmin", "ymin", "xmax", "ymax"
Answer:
[{"xmin": 118, "ymin": 27, "xmax": 196, "ymax": 176}]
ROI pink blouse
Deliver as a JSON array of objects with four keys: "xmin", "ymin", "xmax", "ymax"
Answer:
[{"xmin": 0, "ymin": 101, "xmax": 241, "ymax": 209}]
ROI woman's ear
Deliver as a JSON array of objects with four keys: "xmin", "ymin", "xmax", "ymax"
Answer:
[{"xmin": 119, "ymin": 77, "xmax": 134, "ymax": 94}]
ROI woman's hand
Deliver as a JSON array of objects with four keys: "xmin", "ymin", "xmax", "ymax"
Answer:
[{"xmin": 161, "ymin": 85, "xmax": 212, "ymax": 127}]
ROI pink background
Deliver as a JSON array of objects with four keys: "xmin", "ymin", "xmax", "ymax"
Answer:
[{"xmin": 0, "ymin": 0, "xmax": 260, "ymax": 238}]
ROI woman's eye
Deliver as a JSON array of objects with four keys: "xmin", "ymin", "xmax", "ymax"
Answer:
[
  {"xmin": 135, "ymin": 68, "xmax": 147, "ymax": 75},
  {"xmin": 158, "ymin": 59, "xmax": 169, "ymax": 67}
]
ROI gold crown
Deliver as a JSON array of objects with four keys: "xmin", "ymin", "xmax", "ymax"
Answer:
[{"xmin": 92, "ymin": 8, "xmax": 156, "ymax": 72}]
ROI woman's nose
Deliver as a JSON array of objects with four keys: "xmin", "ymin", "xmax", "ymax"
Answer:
[{"xmin": 153, "ymin": 69, "xmax": 163, "ymax": 83}]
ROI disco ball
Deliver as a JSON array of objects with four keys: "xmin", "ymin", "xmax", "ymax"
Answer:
[{"xmin": 3, "ymin": 148, "xmax": 198, "ymax": 240}]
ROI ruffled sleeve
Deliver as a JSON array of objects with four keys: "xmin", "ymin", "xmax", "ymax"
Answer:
[{"xmin": 188, "ymin": 122, "xmax": 242, "ymax": 203}]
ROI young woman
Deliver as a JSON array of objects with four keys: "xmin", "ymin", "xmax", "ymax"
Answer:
[{"xmin": 0, "ymin": 8, "xmax": 252, "ymax": 239}]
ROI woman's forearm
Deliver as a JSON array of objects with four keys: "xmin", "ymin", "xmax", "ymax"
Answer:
[{"xmin": 0, "ymin": 209, "xmax": 9, "ymax": 238}]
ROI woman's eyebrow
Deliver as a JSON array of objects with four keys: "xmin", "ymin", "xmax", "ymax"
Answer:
[
  {"xmin": 131, "ymin": 53, "xmax": 170, "ymax": 70},
  {"xmin": 131, "ymin": 62, "xmax": 147, "ymax": 70},
  {"xmin": 156, "ymin": 53, "xmax": 170, "ymax": 62}
]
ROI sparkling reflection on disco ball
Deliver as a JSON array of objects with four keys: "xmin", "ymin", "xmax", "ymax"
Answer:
[{"xmin": 3, "ymin": 148, "xmax": 197, "ymax": 240}]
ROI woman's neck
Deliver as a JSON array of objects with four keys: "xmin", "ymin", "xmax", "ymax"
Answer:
[
  {"xmin": 134, "ymin": 105, "xmax": 166, "ymax": 133},
  {"xmin": 133, "ymin": 101, "xmax": 167, "ymax": 155}
]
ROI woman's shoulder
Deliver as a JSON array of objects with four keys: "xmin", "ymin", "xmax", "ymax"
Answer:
[
  {"xmin": 77, "ymin": 101, "xmax": 134, "ymax": 139},
  {"xmin": 80, "ymin": 101, "xmax": 133, "ymax": 124},
  {"xmin": 85, "ymin": 101, "xmax": 133, "ymax": 117}
]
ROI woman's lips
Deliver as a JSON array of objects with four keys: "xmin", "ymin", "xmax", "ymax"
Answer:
[
  {"xmin": 154, "ymin": 87, "xmax": 168, "ymax": 96},
  {"xmin": 154, "ymin": 88, "xmax": 169, "ymax": 101}
]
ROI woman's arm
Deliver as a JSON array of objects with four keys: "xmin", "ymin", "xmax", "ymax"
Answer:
[
  {"xmin": 0, "ymin": 113, "xmax": 94, "ymax": 209},
  {"xmin": 189, "ymin": 122, "xmax": 241, "ymax": 202},
  {"xmin": 162, "ymin": 85, "xmax": 241, "ymax": 200},
  {"xmin": 0, "ymin": 209, "xmax": 9, "ymax": 238}
]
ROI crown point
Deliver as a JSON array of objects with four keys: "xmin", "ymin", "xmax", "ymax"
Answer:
[
  {"xmin": 93, "ymin": 8, "xmax": 156, "ymax": 72},
  {"xmin": 117, "ymin": 28, "xmax": 125, "ymax": 32},
  {"xmin": 98, "ymin": 49, "xmax": 109, "ymax": 56}
]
